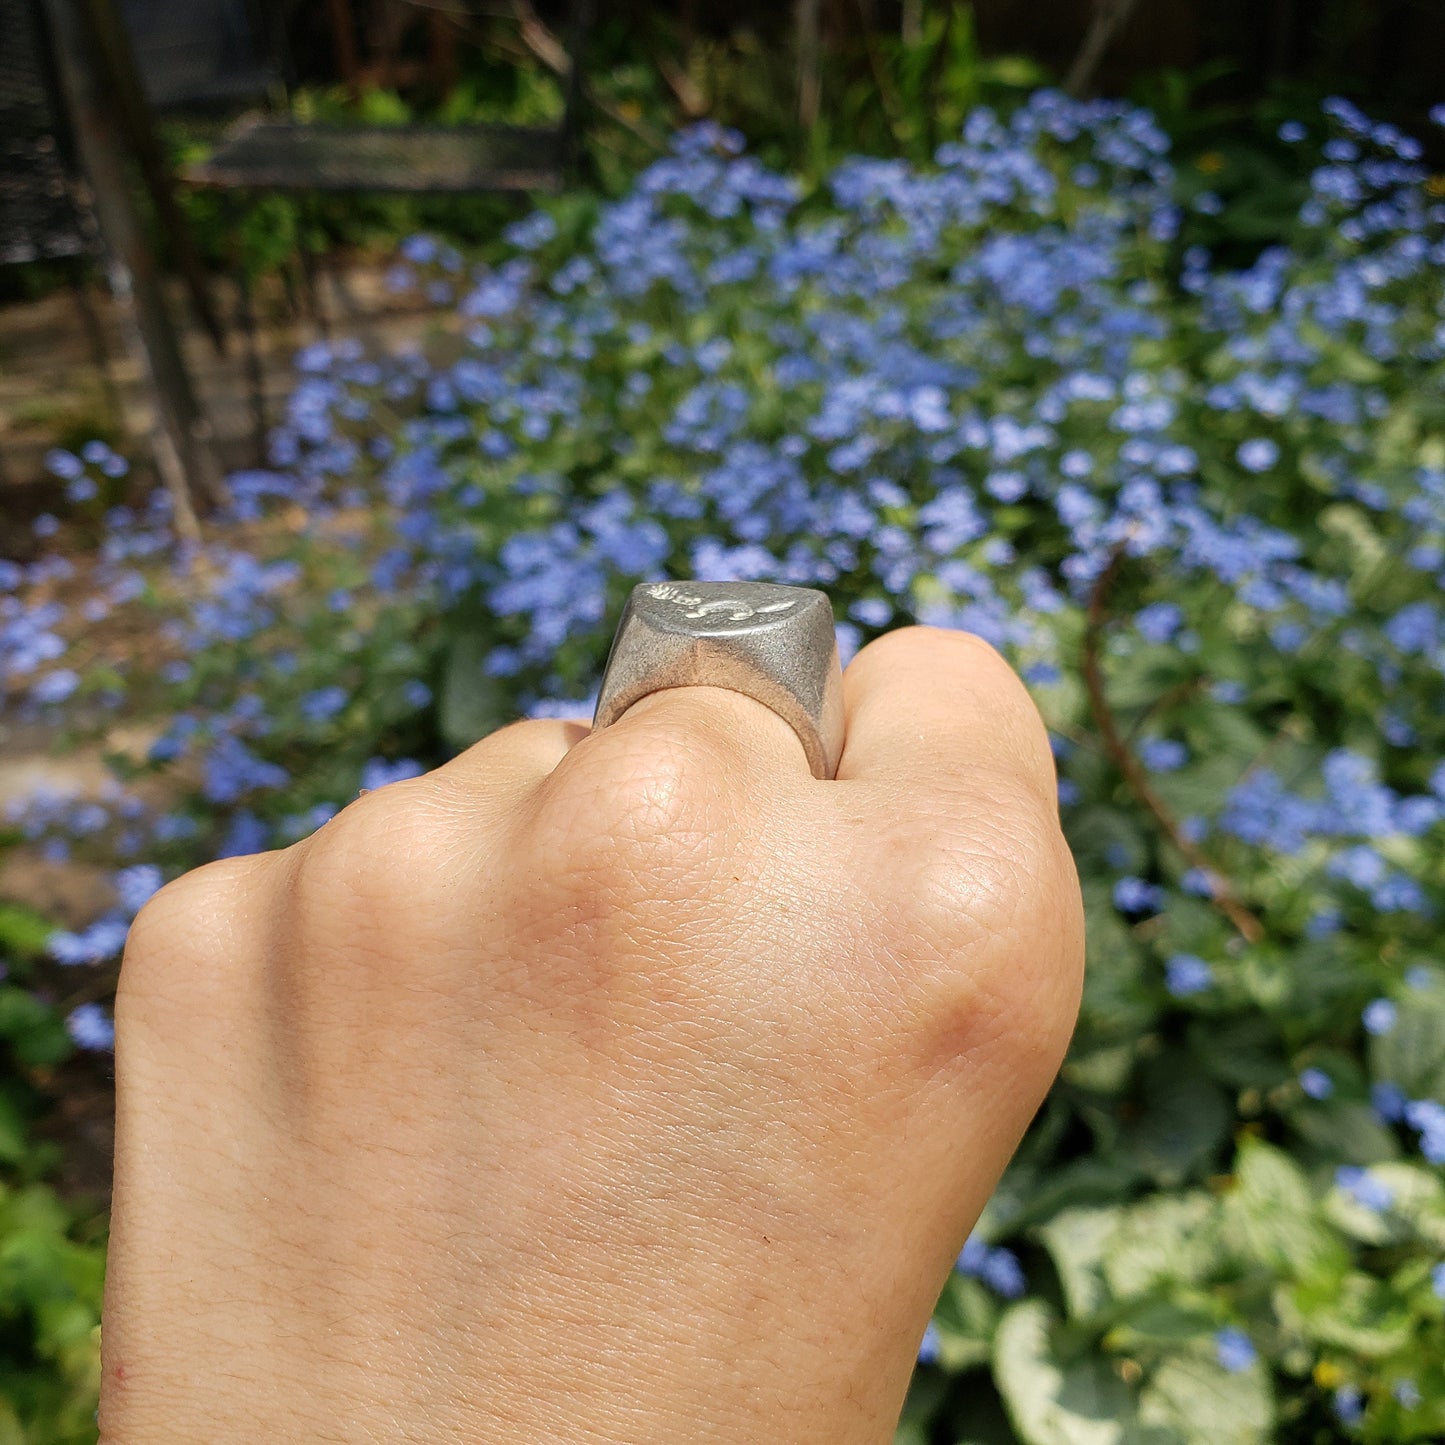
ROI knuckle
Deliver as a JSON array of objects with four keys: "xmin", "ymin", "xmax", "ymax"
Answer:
[
  {"xmin": 291, "ymin": 779, "xmax": 443, "ymax": 929},
  {"xmin": 860, "ymin": 627, "xmax": 1058, "ymax": 797},
  {"xmin": 899, "ymin": 776, "xmax": 1064, "ymax": 946},
  {"xmin": 878, "ymin": 783, "xmax": 1083, "ymax": 1073},
  {"xmin": 124, "ymin": 857, "xmax": 254, "ymax": 957},
  {"xmin": 527, "ymin": 728, "xmax": 723, "ymax": 903},
  {"xmin": 860, "ymin": 627, "xmax": 1023, "ymax": 703},
  {"xmin": 116, "ymin": 856, "xmax": 264, "ymax": 1014}
]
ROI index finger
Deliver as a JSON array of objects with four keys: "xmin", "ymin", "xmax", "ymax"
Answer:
[{"xmin": 835, "ymin": 627, "xmax": 1059, "ymax": 803}]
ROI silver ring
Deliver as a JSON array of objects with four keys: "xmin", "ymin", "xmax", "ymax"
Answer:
[{"xmin": 592, "ymin": 581, "xmax": 845, "ymax": 779}]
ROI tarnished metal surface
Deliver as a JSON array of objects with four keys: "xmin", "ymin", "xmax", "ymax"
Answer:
[
  {"xmin": 183, "ymin": 121, "xmax": 567, "ymax": 194},
  {"xmin": 593, "ymin": 581, "xmax": 845, "ymax": 780}
]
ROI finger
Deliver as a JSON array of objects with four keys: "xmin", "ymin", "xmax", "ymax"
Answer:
[
  {"xmin": 427, "ymin": 717, "xmax": 591, "ymax": 799},
  {"xmin": 836, "ymin": 627, "xmax": 1057, "ymax": 802},
  {"xmin": 571, "ymin": 683, "xmax": 816, "ymax": 785}
]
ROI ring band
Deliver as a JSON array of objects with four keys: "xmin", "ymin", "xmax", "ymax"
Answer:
[{"xmin": 592, "ymin": 581, "xmax": 845, "ymax": 779}]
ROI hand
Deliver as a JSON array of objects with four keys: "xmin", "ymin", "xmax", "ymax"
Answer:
[{"xmin": 100, "ymin": 627, "xmax": 1084, "ymax": 1443}]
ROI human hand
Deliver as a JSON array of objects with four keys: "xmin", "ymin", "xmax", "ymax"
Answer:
[{"xmin": 100, "ymin": 627, "xmax": 1084, "ymax": 1443}]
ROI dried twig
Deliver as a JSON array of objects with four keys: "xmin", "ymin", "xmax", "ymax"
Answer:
[
  {"xmin": 1082, "ymin": 547, "xmax": 1264, "ymax": 944},
  {"xmin": 505, "ymin": 0, "xmax": 666, "ymax": 151},
  {"xmin": 656, "ymin": 53, "xmax": 708, "ymax": 118},
  {"xmin": 509, "ymin": 0, "xmax": 569, "ymax": 76},
  {"xmin": 795, "ymin": 0, "xmax": 822, "ymax": 130},
  {"xmin": 1065, "ymin": 0, "xmax": 1144, "ymax": 98}
]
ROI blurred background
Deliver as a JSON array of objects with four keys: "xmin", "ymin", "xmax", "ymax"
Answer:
[
  {"xmin": 2, "ymin": 2, "xmax": 1445, "ymax": 1441},
  {"xmin": 3, "ymin": 0, "xmax": 1442, "ymax": 509}
]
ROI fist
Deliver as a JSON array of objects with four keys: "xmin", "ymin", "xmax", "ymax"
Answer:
[{"xmin": 101, "ymin": 627, "xmax": 1083, "ymax": 1443}]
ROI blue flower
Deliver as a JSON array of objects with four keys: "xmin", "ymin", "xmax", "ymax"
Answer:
[
  {"xmin": 980, "ymin": 1247, "xmax": 1026, "ymax": 1299},
  {"xmin": 1393, "ymin": 1380, "xmax": 1421, "ymax": 1410},
  {"xmin": 66, "ymin": 1003, "xmax": 114, "ymax": 1051},
  {"xmin": 1138, "ymin": 737, "xmax": 1187, "ymax": 772},
  {"xmin": 917, "ymin": 1321, "xmax": 942, "ymax": 1365},
  {"xmin": 47, "ymin": 917, "xmax": 129, "ymax": 966},
  {"xmin": 503, "ymin": 211, "xmax": 557, "ymax": 252},
  {"xmin": 1298, "ymin": 1068, "xmax": 1334, "ymax": 1100},
  {"xmin": 400, "ymin": 233, "xmax": 438, "ymax": 265},
  {"xmin": 300, "ymin": 685, "xmax": 349, "ymax": 723},
  {"xmin": 1362, "ymin": 998, "xmax": 1398, "ymax": 1035},
  {"xmin": 1371, "ymin": 1081, "xmax": 1406, "ymax": 1123},
  {"xmin": 114, "ymin": 864, "xmax": 163, "ymax": 916},
  {"xmin": 1134, "ymin": 602, "xmax": 1183, "ymax": 643},
  {"xmin": 1214, "ymin": 1328, "xmax": 1255, "ymax": 1373},
  {"xmin": 956, "ymin": 1234, "xmax": 1026, "ymax": 1298},
  {"xmin": 1278, "ymin": 120, "xmax": 1307, "ymax": 143},
  {"xmin": 1433, "ymin": 1262, "xmax": 1445, "ymax": 1300},
  {"xmin": 850, "ymin": 598, "xmax": 892, "ymax": 628},
  {"xmin": 1114, "ymin": 876, "xmax": 1166, "ymax": 915},
  {"xmin": 1404, "ymin": 1099, "xmax": 1445, "ymax": 1164},
  {"xmin": 1333, "ymin": 1385, "xmax": 1363, "ymax": 1427},
  {"xmin": 1166, "ymin": 954, "xmax": 1214, "ymax": 997},
  {"xmin": 217, "ymin": 810, "xmax": 269, "ymax": 859},
  {"xmin": 1335, "ymin": 1166, "xmax": 1394, "ymax": 1213},
  {"xmin": 202, "ymin": 736, "xmax": 289, "ymax": 806},
  {"xmin": 44, "ymin": 447, "xmax": 84, "ymax": 480},
  {"xmin": 360, "ymin": 757, "xmax": 425, "ymax": 792},
  {"xmin": 31, "ymin": 669, "xmax": 79, "ymax": 705},
  {"xmin": 1236, "ymin": 438, "xmax": 1280, "ymax": 472}
]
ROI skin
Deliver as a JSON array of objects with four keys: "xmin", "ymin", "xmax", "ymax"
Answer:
[{"xmin": 99, "ymin": 626, "xmax": 1084, "ymax": 1443}]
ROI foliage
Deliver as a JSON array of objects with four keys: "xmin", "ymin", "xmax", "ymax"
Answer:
[
  {"xmin": 0, "ymin": 907, "xmax": 103, "ymax": 1445},
  {"xmin": 166, "ymin": 61, "xmax": 567, "ymax": 280},
  {"xmin": 5, "ymin": 90, "xmax": 1445, "ymax": 1441}
]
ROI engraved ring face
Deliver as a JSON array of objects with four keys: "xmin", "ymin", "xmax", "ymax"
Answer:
[{"xmin": 592, "ymin": 580, "xmax": 845, "ymax": 779}]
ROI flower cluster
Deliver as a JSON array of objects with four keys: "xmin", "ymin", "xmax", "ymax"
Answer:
[{"xmin": 4, "ymin": 92, "xmax": 1445, "ymax": 1443}]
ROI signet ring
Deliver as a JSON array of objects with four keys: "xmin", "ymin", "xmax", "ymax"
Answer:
[{"xmin": 592, "ymin": 581, "xmax": 846, "ymax": 780}]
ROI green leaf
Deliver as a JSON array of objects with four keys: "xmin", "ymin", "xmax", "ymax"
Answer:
[
  {"xmin": 1370, "ymin": 994, "xmax": 1445, "ymax": 1102},
  {"xmin": 1106, "ymin": 1298, "xmax": 1218, "ymax": 1351},
  {"xmin": 990, "ymin": 1156, "xmax": 1146, "ymax": 1236},
  {"xmin": 1125, "ymin": 1055, "xmax": 1230, "ymax": 1186},
  {"xmin": 0, "ymin": 1090, "xmax": 32, "ymax": 1166},
  {"xmin": 994, "ymin": 1300, "xmax": 1156, "ymax": 1445},
  {"xmin": 0, "ymin": 1398, "xmax": 26, "ymax": 1445},
  {"xmin": 1288, "ymin": 1101, "xmax": 1398, "ymax": 1168},
  {"xmin": 437, "ymin": 625, "xmax": 509, "ymax": 751},
  {"xmin": 1077, "ymin": 881, "xmax": 1154, "ymax": 1036},
  {"xmin": 1102, "ymin": 1192, "xmax": 1221, "ymax": 1299},
  {"xmin": 1283, "ymin": 1270, "xmax": 1415, "ymax": 1358},
  {"xmin": 1137, "ymin": 1351, "xmax": 1274, "ymax": 1445},
  {"xmin": 0, "ymin": 988, "xmax": 73, "ymax": 1068},
  {"xmin": 933, "ymin": 1274, "xmax": 1002, "ymax": 1371},
  {"xmin": 1063, "ymin": 1041, "xmax": 1137, "ymax": 1096},
  {"xmin": 1221, "ymin": 1139, "xmax": 1344, "ymax": 1279},
  {"xmin": 895, "ymin": 1372, "xmax": 949, "ymax": 1445},
  {"xmin": 1187, "ymin": 1016, "xmax": 1283, "ymax": 1091},
  {"xmin": 1039, "ymin": 1206, "xmax": 1119, "ymax": 1319},
  {"xmin": 1324, "ymin": 1162, "xmax": 1445, "ymax": 1248},
  {"xmin": 0, "ymin": 903, "xmax": 55, "ymax": 961}
]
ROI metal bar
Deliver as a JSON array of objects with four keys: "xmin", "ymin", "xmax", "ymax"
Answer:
[
  {"xmin": 65, "ymin": 255, "xmax": 125, "ymax": 428},
  {"xmin": 39, "ymin": 0, "xmax": 225, "ymax": 529},
  {"xmin": 227, "ymin": 195, "xmax": 268, "ymax": 467},
  {"xmin": 325, "ymin": 0, "xmax": 361, "ymax": 93},
  {"xmin": 79, "ymin": 0, "xmax": 228, "ymax": 354}
]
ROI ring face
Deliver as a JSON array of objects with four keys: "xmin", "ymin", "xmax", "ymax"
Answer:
[{"xmin": 592, "ymin": 581, "xmax": 845, "ymax": 779}]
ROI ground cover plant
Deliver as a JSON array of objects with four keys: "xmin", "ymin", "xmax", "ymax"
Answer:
[{"xmin": 4, "ymin": 89, "xmax": 1445, "ymax": 1444}]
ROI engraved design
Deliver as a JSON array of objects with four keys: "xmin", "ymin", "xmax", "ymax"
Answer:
[{"xmin": 645, "ymin": 583, "xmax": 798, "ymax": 623}]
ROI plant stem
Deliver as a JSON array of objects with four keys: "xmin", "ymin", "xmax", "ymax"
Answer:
[{"xmin": 1082, "ymin": 547, "xmax": 1264, "ymax": 944}]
